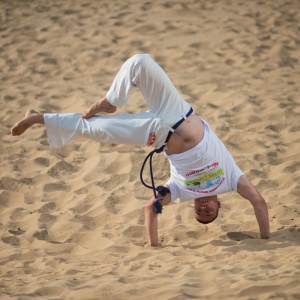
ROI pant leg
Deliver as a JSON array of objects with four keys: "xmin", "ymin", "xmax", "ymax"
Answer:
[
  {"xmin": 106, "ymin": 54, "xmax": 191, "ymax": 126},
  {"xmin": 44, "ymin": 112, "xmax": 169, "ymax": 149},
  {"xmin": 44, "ymin": 55, "xmax": 192, "ymax": 150}
]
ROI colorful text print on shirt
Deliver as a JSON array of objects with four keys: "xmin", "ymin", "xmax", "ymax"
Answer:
[
  {"xmin": 147, "ymin": 132, "xmax": 156, "ymax": 146},
  {"xmin": 184, "ymin": 162, "xmax": 225, "ymax": 194}
]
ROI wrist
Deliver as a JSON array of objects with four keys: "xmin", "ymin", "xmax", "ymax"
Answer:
[
  {"xmin": 149, "ymin": 241, "xmax": 159, "ymax": 247},
  {"xmin": 261, "ymin": 232, "xmax": 271, "ymax": 239}
]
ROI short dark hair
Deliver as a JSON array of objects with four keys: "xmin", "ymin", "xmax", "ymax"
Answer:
[{"xmin": 195, "ymin": 209, "xmax": 219, "ymax": 224}]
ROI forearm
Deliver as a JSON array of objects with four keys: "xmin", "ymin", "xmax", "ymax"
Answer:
[
  {"xmin": 144, "ymin": 187, "xmax": 171, "ymax": 246},
  {"xmin": 253, "ymin": 200, "xmax": 270, "ymax": 239},
  {"xmin": 144, "ymin": 200, "xmax": 159, "ymax": 246},
  {"xmin": 237, "ymin": 176, "xmax": 270, "ymax": 239}
]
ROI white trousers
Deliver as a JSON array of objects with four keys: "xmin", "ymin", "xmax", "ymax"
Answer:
[{"xmin": 44, "ymin": 54, "xmax": 192, "ymax": 149}]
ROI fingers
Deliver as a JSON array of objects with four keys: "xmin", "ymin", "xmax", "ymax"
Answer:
[{"xmin": 144, "ymin": 242, "xmax": 161, "ymax": 247}]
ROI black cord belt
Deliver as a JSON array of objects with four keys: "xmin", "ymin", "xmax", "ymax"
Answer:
[
  {"xmin": 165, "ymin": 107, "xmax": 194, "ymax": 144},
  {"xmin": 140, "ymin": 107, "xmax": 194, "ymax": 214}
]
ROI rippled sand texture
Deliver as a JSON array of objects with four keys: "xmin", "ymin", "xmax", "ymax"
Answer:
[{"xmin": 1, "ymin": 0, "xmax": 299, "ymax": 299}]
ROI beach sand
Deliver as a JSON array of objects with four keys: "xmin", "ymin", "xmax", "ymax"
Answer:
[{"xmin": 1, "ymin": 0, "xmax": 299, "ymax": 299}]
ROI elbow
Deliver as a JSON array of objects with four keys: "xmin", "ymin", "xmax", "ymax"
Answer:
[
  {"xmin": 258, "ymin": 197, "xmax": 268, "ymax": 209},
  {"xmin": 253, "ymin": 199, "xmax": 268, "ymax": 213},
  {"xmin": 249, "ymin": 194, "xmax": 267, "ymax": 207}
]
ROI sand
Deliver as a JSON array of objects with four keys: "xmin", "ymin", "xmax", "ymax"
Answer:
[{"xmin": 1, "ymin": 0, "xmax": 300, "ymax": 299}]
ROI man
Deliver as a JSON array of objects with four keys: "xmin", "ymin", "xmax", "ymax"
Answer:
[{"xmin": 11, "ymin": 54, "xmax": 270, "ymax": 247}]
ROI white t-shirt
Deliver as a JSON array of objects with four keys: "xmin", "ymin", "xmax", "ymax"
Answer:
[{"xmin": 165, "ymin": 120, "xmax": 244, "ymax": 202}]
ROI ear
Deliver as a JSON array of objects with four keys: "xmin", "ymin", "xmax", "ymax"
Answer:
[
  {"xmin": 159, "ymin": 194, "xmax": 171, "ymax": 206},
  {"xmin": 217, "ymin": 200, "xmax": 221, "ymax": 208},
  {"xmin": 156, "ymin": 184, "xmax": 171, "ymax": 206}
]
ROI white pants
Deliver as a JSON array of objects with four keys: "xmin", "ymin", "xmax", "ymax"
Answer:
[{"xmin": 44, "ymin": 54, "xmax": 192, "ymax": 149}]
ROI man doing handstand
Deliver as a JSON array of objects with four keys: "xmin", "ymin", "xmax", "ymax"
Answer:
[{"xmin": 11, "ymin": 54, "xmax": 271, "ymax": 246}]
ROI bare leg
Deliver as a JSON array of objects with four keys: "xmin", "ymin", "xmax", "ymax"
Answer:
[{"xmin": 11, "ymin": 109, "xmax": 44, "ymax": 136}]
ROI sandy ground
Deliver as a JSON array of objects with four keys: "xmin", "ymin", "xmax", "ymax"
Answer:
[{"xmin": 1, "ymin": 0, "xmax": 300, "ymax": 299}]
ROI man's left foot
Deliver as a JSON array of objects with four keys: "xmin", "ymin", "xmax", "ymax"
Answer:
[{"xmin": 11, "ymin": 109, "xmax": 43, "ymax": 136}]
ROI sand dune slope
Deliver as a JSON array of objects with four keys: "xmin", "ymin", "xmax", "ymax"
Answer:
[{"xmin": 1, "ymin": 1, "xmax": 299, "ymax": 299}]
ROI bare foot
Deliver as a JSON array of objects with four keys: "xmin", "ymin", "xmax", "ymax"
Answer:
[
  {"xmin": 82, "ymin": 97, "xmax": 116, "ymax": 119},
  {"xmin": 11, "ymin": 109, "xmax": 44, "ymax": 136}
]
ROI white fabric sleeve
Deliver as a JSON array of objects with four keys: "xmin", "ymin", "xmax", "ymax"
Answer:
[
  {"xmin": 231, "ymin": 166, "xmax": 244, "ymax": 191},
  {"xmin": 166, "ymin": 179, "xmax": 179, "ymax": 202}
]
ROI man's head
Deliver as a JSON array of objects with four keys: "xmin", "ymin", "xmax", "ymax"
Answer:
[{"xmin": 194, "ymin": 196, "xmax": 221, "ymax": 224}]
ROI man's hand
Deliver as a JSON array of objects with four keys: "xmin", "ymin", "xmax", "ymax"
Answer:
[{"xmin": 144, "ymin": 242, "xmax": 161, "ymax": 248}]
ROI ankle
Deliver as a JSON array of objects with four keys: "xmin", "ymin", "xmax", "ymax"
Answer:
[{"xmin": 36, "ymin": 114, "xmax": 45, "ymax": 124}]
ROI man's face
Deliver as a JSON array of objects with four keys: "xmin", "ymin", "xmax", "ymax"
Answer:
[{"xmin": 194, "ymin": 196, "xmax": 221, "ymax": 224}]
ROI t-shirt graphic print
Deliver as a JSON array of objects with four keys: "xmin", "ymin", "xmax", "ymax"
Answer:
[{"xmin": 184, "ymin": 162, "xmax": 225, "ymax": 194}]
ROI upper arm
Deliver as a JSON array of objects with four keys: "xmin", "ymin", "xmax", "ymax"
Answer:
[{"xmin": 237, "ymin": 175, "xmax": 264, "ymax": 205}]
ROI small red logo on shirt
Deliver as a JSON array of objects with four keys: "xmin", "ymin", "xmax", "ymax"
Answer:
[{"xmin": 147, "ymin": 132, "xmax": 156, "ymax": 146}]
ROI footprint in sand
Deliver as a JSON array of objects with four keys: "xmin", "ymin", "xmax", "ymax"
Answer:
[
  {"xmin": 33, "ymin": 229, "xmax": 48, "ymax": 240},
  {"xmin": 43, "ymin": 182, "xmax": 70, "ymax": 192},
  {"xmin": 47, "ymin": 160, "xmax": 77, "ymax": 178},
  {"xmin": 0, "ymin": 177, "xmax": 19, "ymax": 191},
  {"xmin": 2, "ymin": 236, "xmax": 20, "ymax": 246},
  {"xmin": 97, "ymin": 173, "xmax": 129, "ymax": 192},
  {"xmin": 38, "ymin": 201, "xmax": 56, "ymax": 213},
  {"xmin": 8, "ymin": 228, "xmax": 25, "ymax": 235},
  {"xmin": 34, "ymin": 157, "xmax": 50, "ymax": 167},
  {"xmin": 122, "ymin": 225, "xmax": 145, "ymax": 239},
  {"xmin": 105, "ymin": 193, "xmax": 125, "ymax": 214},
  {"xmin": 227, "ymin": 232, "xmax": 254, "ymax": 241}
]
